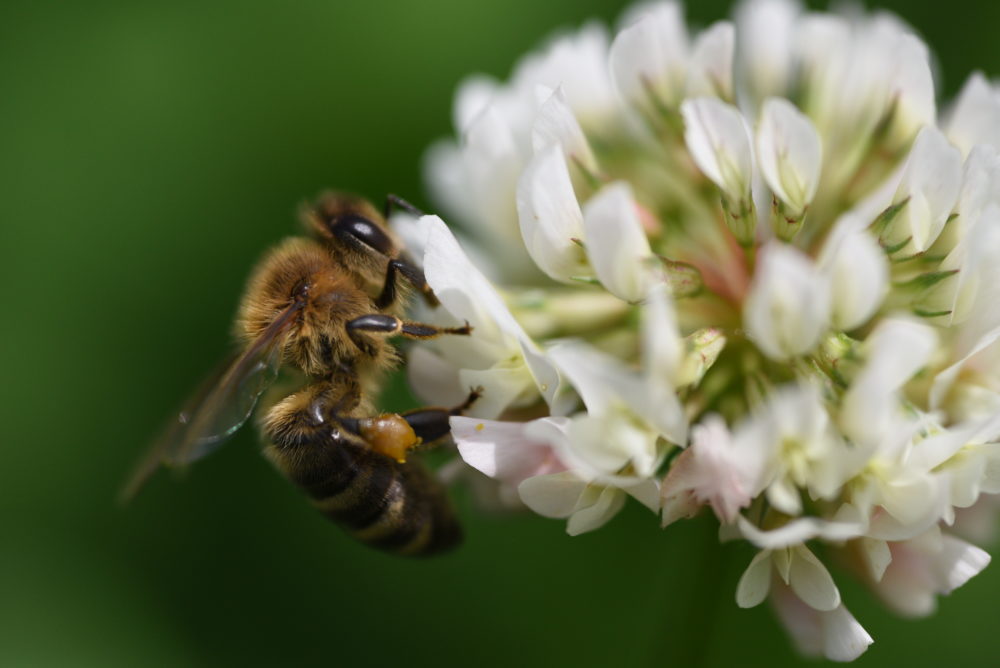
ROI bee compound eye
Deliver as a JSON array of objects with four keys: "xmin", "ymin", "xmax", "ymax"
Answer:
[{"xmin": 335, "ymin": 215, "xmax": 395, "ymax": 255}]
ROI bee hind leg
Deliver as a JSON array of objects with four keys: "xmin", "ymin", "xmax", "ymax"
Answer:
[
  {"xmin": 336, "ymin": 387, "xmax": 482, "ymax": 461},
  {"xmin": 399, "ymin": 386, "xmax": 484, "ymax": 445}
]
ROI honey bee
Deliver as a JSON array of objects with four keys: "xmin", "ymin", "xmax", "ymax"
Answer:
[{"xmin": 124, "ymin": 192, "xmax": 480, "ymax": 556}]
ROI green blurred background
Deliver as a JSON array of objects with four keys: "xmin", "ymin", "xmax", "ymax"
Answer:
[{"xmin": 4, "ymin": 1, "xmax": 1000, "ymax": 666}]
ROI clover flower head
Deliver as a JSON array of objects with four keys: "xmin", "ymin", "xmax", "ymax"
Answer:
[{"xmin": 407, "ymin": 0, "xmax": 1000, "ymax": 660}]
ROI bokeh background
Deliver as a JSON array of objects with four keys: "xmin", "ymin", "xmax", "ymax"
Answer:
[{"xmin": 4, "ymin": 0, "xmax": 1000, "ymax": 666}]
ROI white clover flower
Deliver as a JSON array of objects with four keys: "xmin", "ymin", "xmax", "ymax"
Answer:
[{"xmin": 412, "ymin": 0, "xmax": 1000, "ymax": 661}]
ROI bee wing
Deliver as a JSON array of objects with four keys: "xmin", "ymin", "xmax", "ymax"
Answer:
[{"xmin": 121, "ymin": 302, "xmax": 304, "ymax": 501}]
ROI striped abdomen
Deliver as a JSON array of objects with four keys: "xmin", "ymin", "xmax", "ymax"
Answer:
[{"xmin": 264, "ymin": 428, "xmax": 461, "ymax": 556}]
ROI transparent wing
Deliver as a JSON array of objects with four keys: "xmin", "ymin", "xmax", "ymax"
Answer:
[{"xmin": 120, "ymin": 302, "xmax": 303, "ymax": 501}]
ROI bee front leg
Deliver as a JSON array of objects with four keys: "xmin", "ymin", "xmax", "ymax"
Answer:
[
  {"xmin": 382, "ymin": 193, "xmax": 424, "ymax": 219},
  {"xmin": 375, "ymin": 258, "xmax": 438, "ymax": 309}
]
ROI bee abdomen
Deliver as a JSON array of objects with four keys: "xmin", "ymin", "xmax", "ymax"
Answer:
[{"xmin": 267, "ymin": 436, "xmax": 461, "ymax": 556}]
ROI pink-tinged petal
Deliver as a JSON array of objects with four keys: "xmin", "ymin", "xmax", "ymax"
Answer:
[
  {"xmin": 452, "ymin": 416, "xmax": 567, "ymax": 484},
  {"xmin": 661, "ymin": 416, "xmax": 752, "ymax": 523},
  {"xmin": 788, "ymin": 545, "xmax": 841, "ymax": 612},
  {"xmin": 736, "ymin": 550, "xmax": 773, "ymax": 608},
  {"xmin": 661, "ymin": 489, "xmax": 701, "ymax": 527},
  {"xmin": 772, "ymin": 586, "xmax": 873, "ymax": 662}
]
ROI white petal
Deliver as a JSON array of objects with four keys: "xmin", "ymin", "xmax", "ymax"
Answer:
[
  {"xmin": 817, "ymin": 217, "xmax": 889, "ymax": 330},
  {"xmin": 860, "ymin": 538, "xmax": 893, "ymax": 583},
  {"xmin": 756, "ymin": 97, "xmax": 822, "ymax": 215},
  {"xmin": 640, "ymin": 283, "xmax": 683, "ymax": 383},
  {"xmin": 736, "ymin": 550, "xmax": 773, "ymax": 608},
  {"xmin": 458, "ymin": 366, "xmax": 535, "ymax": 419},
  {"xmin": 743, "ymin": 242, "xmax": 831, "ymax": 360},
  {"xmin": 610, "ymin": 2, "xmax": 689, "ymax": 111},
  {"xmin": 946, "ymin": 72, "xmax": 1000, "ymax": 156},
  {"xmin": 406, "ymin": 346, "xmax": 467, "ymax": 407},
  {"xmin": 422, "ymin": 216, "xmax": 561, "ymax": 413},
  {"xmin": 681, "ymin": 97, "xmax": 754, "ymax": 202},
  {"xmin": 819, "ymin": 605, "xmax": 874, "ymax": 662},
  {"xmin": 936, "ymin": 534, "xmax": 991, "ymax": 594},
  {"xmin": 686, "ymin": 21, "xmax": 735, "ymax": 100},
  {"xmin": 734, "ymin": 0, "xmax": 799, "ymax": 113},
  {"xmin": 567, "ymin": 413, "xmax": 657, "ymax": 477},
  {"xmin": 516, "ymin": 143, "xmax": 588, "ymax": 282},
  {"xmin": 581, "ymin": 182, "xmax": 656, "ymax": 302},
  {"xmin": 788, "ymin": 545, "xmax": 841, "ymax": 612},
  {"xmin": 423, "ymin": 215, "xmax": 519, "ymax": 339},
  {"xmin": 531, "ymin": 85, "xmax": 597, "ymax": 173},
  {"xmin": 732, "ymin": 514, "xmax": 866, "ymax": 550},
  {"xmin": 623, "ymin": 478, "xmax": 661, "ymax": 513},
  {"xmin": 453, "ymin": 75, "xmax": 499, "ymax": 133},
  {"xmin": 547, "ymin": 341, "xmax": 629, "ymax": 416},
  {"xmin": 517, "ymin": 471, "xmax": 588, "ymax": 518},
  {"xmin": 891, "ymin": 127, "xmax": 963, "ymax": 252},
  {"xmin": 567, "ymin": 486, "xmax": 627, "ymax": 535},
  {"xmin": 841, "ymin": 318, "xmax": 936, "ymax": 448},
  {"xmin": 511, "ymin": 22, "xmax": 616, "ymax": 128},
  {"xmin": 885, "ymin": 33, "xmax": 936, "ymax": 148}
]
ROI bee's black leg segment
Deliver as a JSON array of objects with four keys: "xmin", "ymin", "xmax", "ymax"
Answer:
[
  {"xmin": 375, "ymin": 259, "xmax": 402, "ymax": 310},
  {"xmin": 450, "ymin": 386, "xmax": 484, "ymax": 414},
  {"xmin": 401, "ymin": 387, "xmax": 484, "ymax": 445},
  {"xmin": 399, "ymin": 319, "xmax": 472, "ymax": 340},
  {"xmin": 383, "ymin": 193, "xmax": 425, "ymax": 220},
  {"xmin": 375, "ymin": 258, "xmax": 439, "ymax": 309},
  {"xmin": 346, "ymin": 315, "xmax": 472, "ymax": 349},
  {"xmin": 395, "ymin": 254, "xmax": 440, "ymax": 308},
  {"xmin": 400, "ymin": 409, "xmax": 452, "ymax": 443}
]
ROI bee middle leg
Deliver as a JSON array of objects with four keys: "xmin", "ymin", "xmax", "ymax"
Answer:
[{"xmin": 346, "ymin": 314, "xmax": 471, "ymax": 353}]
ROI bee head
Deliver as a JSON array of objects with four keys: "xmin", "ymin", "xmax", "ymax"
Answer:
[{"xmin": 303, "ymin": 192, "xmax": 400, "ymax": 284}]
